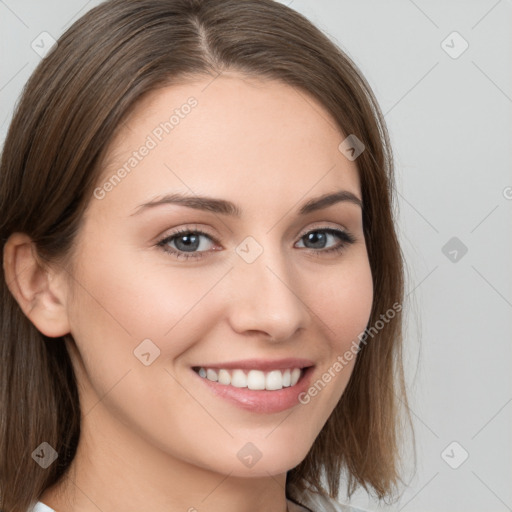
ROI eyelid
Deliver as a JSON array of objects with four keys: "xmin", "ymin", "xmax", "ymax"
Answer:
[
  {"xmin": 157, "ymin": 222, "xmax": 353, "ymax": 247},
  {"xmin": 156, "ymin": 224, "xmax": 217, "ymax": 241},
  {"xmin": 296, "ymin": 221, "xmax": 352, "ymax": 240},
  {"xmin": 156, "ymin": 226, "xmax": 220, "ymax": 249}
]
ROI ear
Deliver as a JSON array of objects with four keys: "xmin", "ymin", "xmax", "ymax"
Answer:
[{"xmin": 3, "ymin": 232, "xmax": 71, "ymax": 337}]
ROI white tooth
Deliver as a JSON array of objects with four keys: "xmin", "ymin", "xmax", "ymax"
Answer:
[
  {"xmin": 247, "ymin": 370, "xmax": 266, "ymax": 390},
  {"xmin": 231, "ymin": 369, "xmax": 248, "ymax": 388},
  {"xmin": 266, "ymin": 370, "xmax": 284, "ymax": 390},
  {"xmin": 206, "ymin": 368, "xmax": 218, "ymax": 381},
  {"xmin": 218, "ymin": 369, "xmax": 231, "ymax": 385},
  {"xmin": 290, "ymin": 368, "xmax": 301, "ymax": 386},
  {"xmin": 201, "ymin": 367, "xmax": 302, "ymax": 390}
]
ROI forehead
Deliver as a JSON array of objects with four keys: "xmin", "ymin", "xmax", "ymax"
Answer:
[{"xmin": 93, "ymin": 73, "xmax": 361, "ymax": 217}]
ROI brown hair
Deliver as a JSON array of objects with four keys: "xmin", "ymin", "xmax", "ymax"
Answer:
[{"xmin": 0, "ymin": 1, "xmax": 414, "ymax": 510}]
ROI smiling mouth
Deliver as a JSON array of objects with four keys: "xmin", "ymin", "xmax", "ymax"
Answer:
[{"xmin": 192, "ymin": 366, "xmax": 307, "ymax": 391}]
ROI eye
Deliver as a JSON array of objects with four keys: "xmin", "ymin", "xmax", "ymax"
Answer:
[
  {"xmin": 295, "ymin": 227, "xmax": 356, "ymax": 256},
  {"xmin": 156, "ymin": 227, "xmax": 218, "ymax": 260}
]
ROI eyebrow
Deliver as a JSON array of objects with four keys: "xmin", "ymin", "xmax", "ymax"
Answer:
[{"xmin": 130, "ymin": 189, "xmax": 363, "ymax": 217}]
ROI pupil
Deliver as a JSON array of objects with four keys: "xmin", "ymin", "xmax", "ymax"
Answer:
[
  {"xmin": 306, "ymin": 232, "xmax": 326, "ymax": 249},
  {"xmin": 176, "ymin": 233, "xmax": 199, "ymax": 252}
]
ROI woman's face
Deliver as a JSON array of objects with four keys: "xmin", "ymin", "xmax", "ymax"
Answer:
[{"xmin": 63, "ymin": 73, "xmax": 373, "ymax": 477}]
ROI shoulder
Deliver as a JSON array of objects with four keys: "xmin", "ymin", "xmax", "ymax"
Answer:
[
  {"xmin": 289, "ymin": 489, "xmax": 370, "ymax": 512},
  {"xmin": 27, "ymin": 501, "xmax": 56, "ymax": 512}
]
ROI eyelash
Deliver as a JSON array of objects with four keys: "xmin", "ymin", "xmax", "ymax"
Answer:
[{"xmin": 156, "ymin": 226, "xmax": 357, "ymax": 261}]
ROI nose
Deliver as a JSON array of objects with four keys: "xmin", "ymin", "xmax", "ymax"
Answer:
[{"xmin": 225, "ymin": 242, "xmax": 311, "ymax": 342}]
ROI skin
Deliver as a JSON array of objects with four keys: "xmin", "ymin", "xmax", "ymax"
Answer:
[{"xmin": 4, "ymin": 72, "xmax": 373, "ymax": 512}]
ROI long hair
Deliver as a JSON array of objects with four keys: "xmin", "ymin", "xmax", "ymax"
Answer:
[{"xmin": 0, "ymin": 1, "xmax": 414, "ymax": 510}]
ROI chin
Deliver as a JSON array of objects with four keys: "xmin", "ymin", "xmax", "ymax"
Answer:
[{"xmin": 209, "ymin": 439, "xmax": 312, "ymax": 478}]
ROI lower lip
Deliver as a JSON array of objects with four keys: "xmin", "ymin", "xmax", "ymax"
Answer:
[{"xmin": 193, "ymin": 367, "xmax": 315, "ymax": 414}]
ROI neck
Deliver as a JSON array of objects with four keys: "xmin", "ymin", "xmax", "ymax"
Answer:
[{"xmin": 39, "ymin": 400, "xmax": 289, "ymax": 512}]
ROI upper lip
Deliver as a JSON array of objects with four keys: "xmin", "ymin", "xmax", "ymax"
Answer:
[{"xmin": 192, "ymin": 358, "xmax": 315, "ymax": 371}]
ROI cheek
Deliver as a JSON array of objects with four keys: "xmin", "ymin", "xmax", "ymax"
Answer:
[
  {"xmin": 69, "ymin": 247, "xmax": 231, "ymax": 355},
  {"xmin": 65, "ymin": 251, "xmax": 233, "ymax": 442},
  {"xmin": 309, "ymin": 257, "xmax": 374, "ymax": 348},
  {"xmin": 295, "ymin": 257, "xmax": 373, "ymax": 413}
]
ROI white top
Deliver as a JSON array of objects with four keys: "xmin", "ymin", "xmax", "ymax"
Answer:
[
  {"xmin": 31, "ymin": 493, "xmax": 369, "ymax": 512},
  {"xmin": 291, "ymin": 491, "xmax": 369, "ymax": 512},
  {"xmin": 30, "ymin": 503, "xmax": 54, "ymax": 512}
]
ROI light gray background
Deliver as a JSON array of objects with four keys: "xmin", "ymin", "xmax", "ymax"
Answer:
[{"xmin": 1, "ymin": 1, "xmax": 511, "ymax": 511}]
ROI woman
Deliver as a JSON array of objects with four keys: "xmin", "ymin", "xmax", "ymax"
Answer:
[{"xmin": 0, "ymin": 1, "xmax": 413, "ymax": 511}]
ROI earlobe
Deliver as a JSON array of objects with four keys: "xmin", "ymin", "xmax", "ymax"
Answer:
[{"xmin": 3, "ymin": 232, "xmax": 71, "ymax": 338}]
